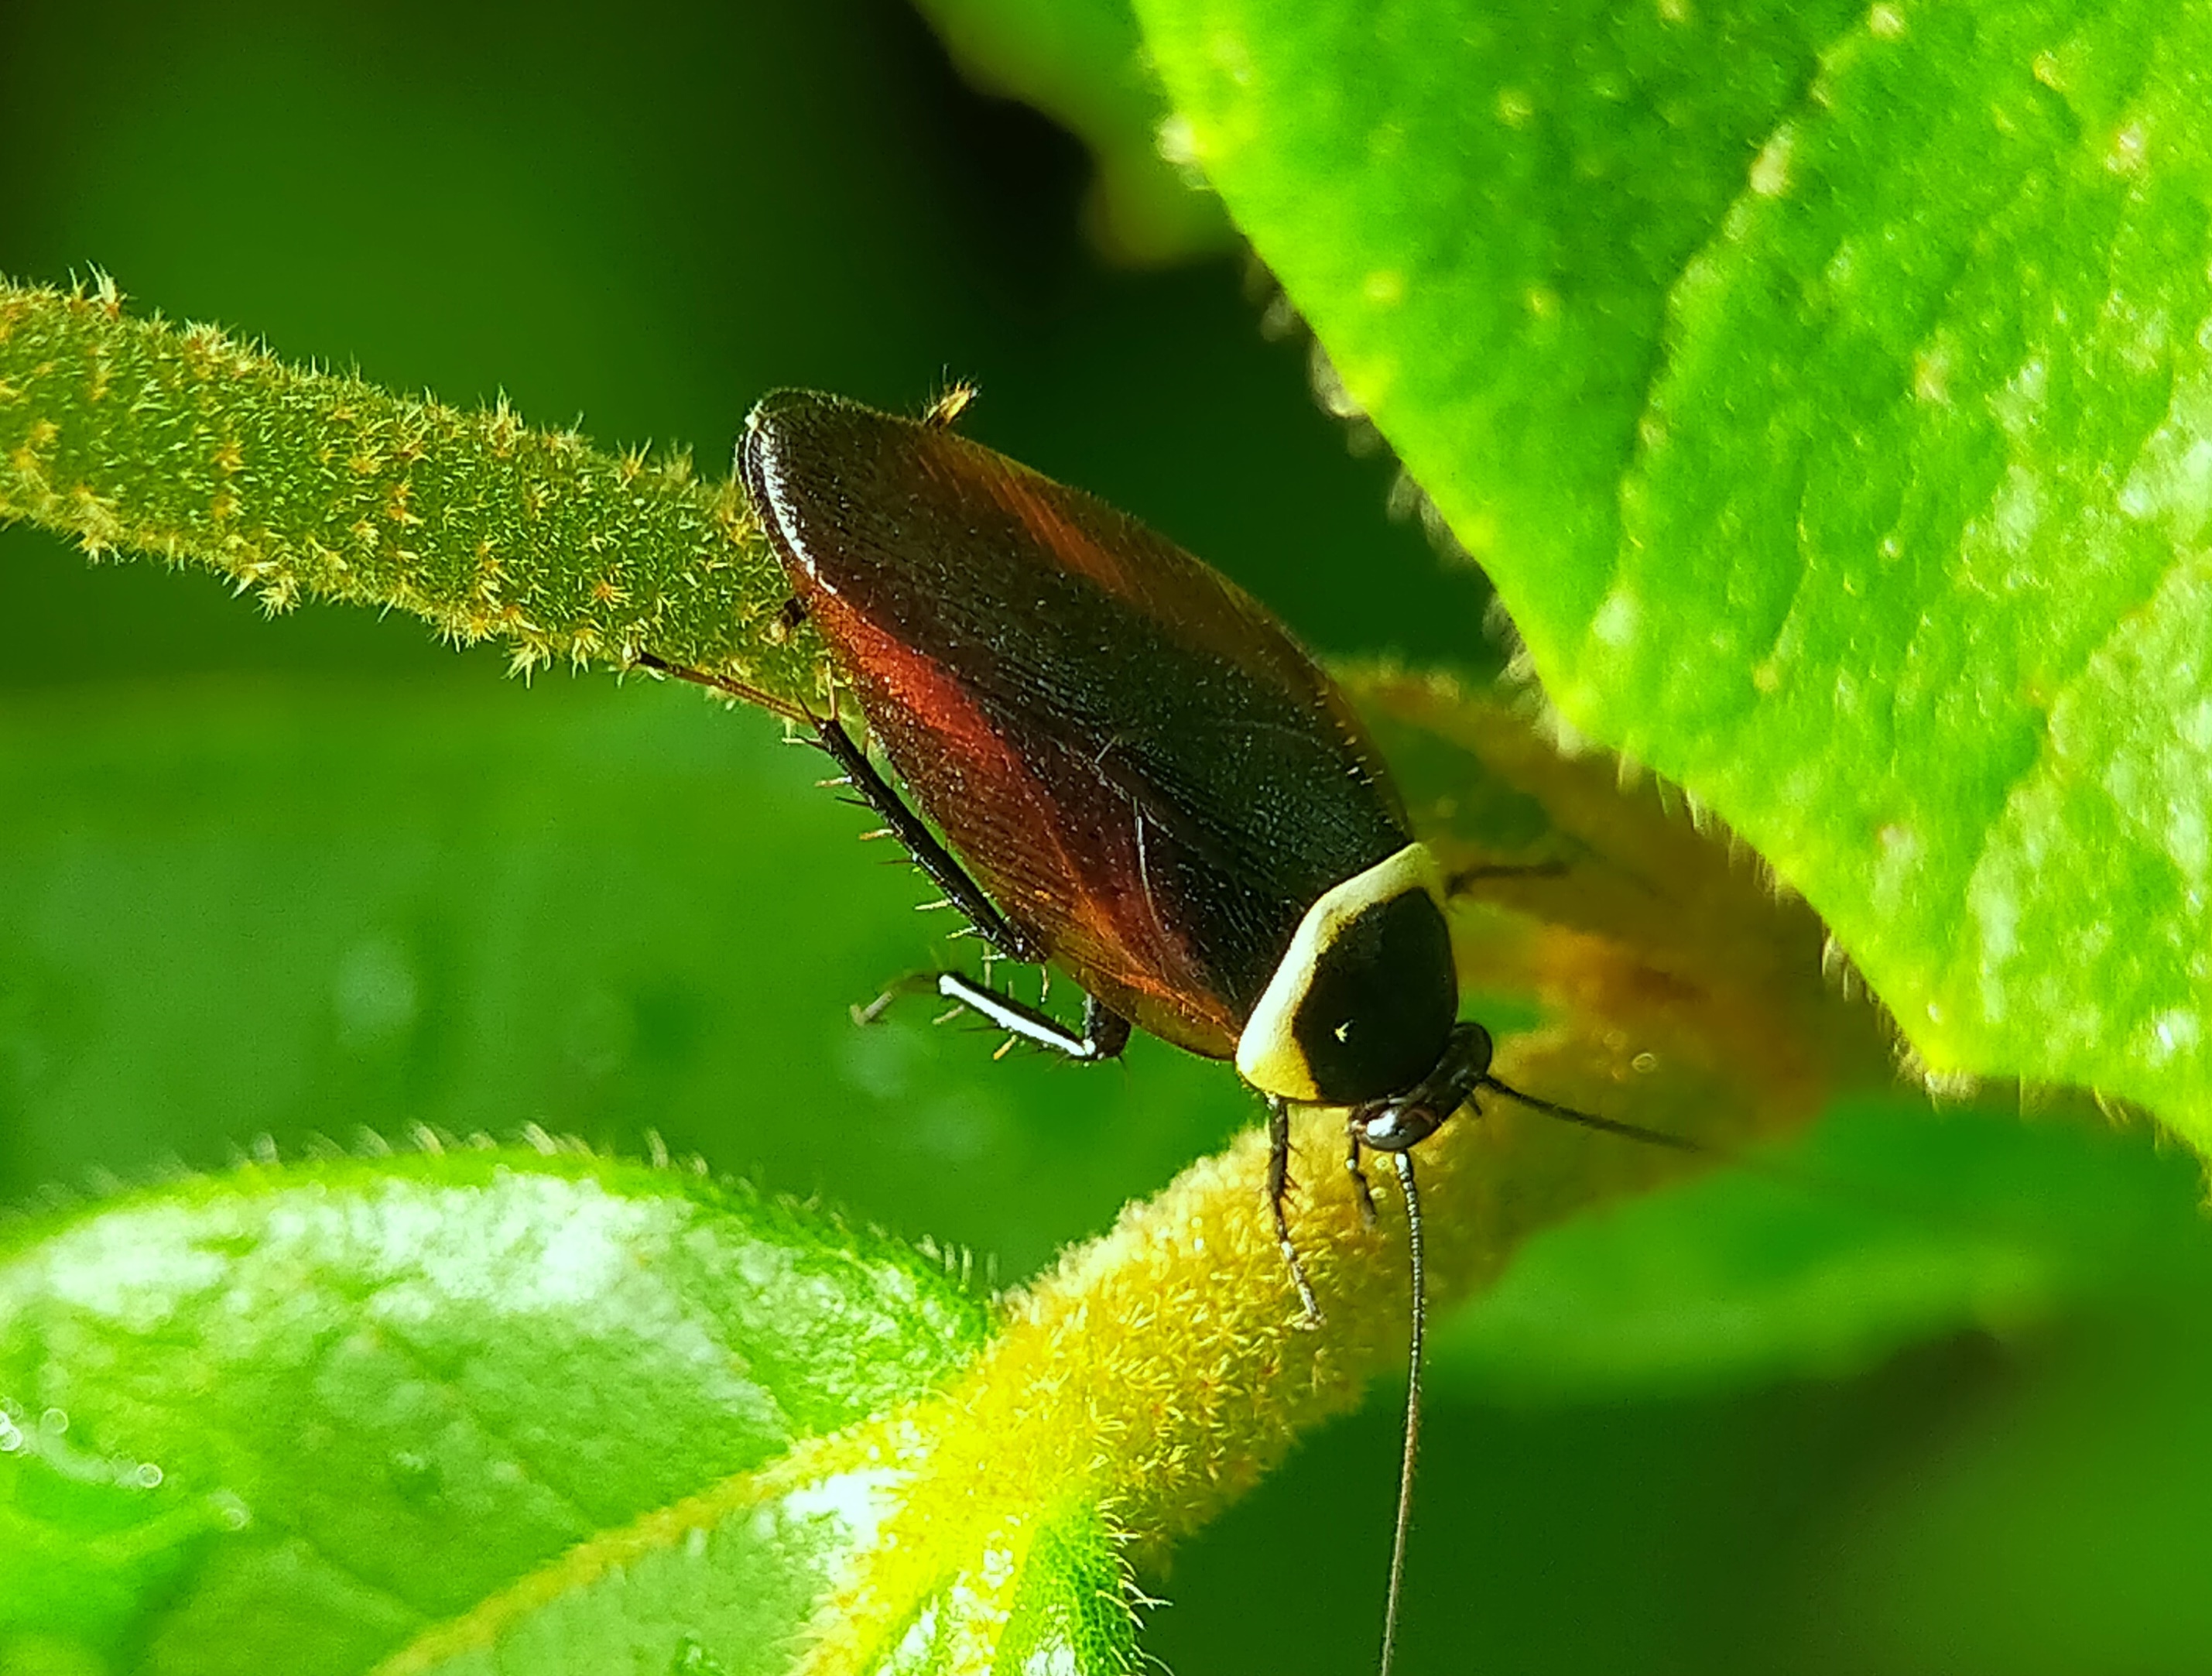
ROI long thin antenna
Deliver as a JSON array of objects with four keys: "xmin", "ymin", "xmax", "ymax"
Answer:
[
  {"xmin": 627, "ymin": 649, "xmax": 810, "ymax": 725},
  {"xmin": 1379, "ymin": 1148, "xmax": 1425, "ymax": 1676},
  {"xmin": 1481, "ymin": 1074, "xmax": 1708, "ymax": 1155}
]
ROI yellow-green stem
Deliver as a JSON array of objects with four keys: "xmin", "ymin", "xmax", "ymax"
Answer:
[
  {"xmin": 0, "ymin": 275, "xmax": 809, "ymax": 697},
  {"xmin": 789, "ymin": 1034, "xmax": 1808, "ymax": 1673}
]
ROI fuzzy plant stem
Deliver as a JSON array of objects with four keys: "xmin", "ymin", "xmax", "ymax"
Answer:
[{"xmin": 0, "ymin": 274, "xmax": 813, "ymax": 697}]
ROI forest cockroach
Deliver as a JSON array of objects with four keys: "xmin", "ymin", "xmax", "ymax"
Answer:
[{"xmin": 649, "ymin": 388, "xmax": 1699, "ymax": 1674}]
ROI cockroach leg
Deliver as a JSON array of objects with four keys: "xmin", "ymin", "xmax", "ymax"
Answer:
[
  {"xmin": 927, "ymin": 972, "xmax": 1129, "ymax": 1063},
  {"xmin": 809, "ymin": 714, "xmax": 1043, "ymax": 965},
  {"xmin": 1345, "ymin": 1129, "xmax": 1380, "ymax": 1229},
  {"xmin": 1267, "ymin": 1096, "xmax": 1325, "ymax": 1329}
]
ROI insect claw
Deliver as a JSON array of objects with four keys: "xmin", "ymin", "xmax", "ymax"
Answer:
[
  {"xmin": 1347, "ymin": 1133, "xmax": 1381, "ymax": 1228},
  {"xmin": 851, "ymin": 993, "xmax": 895, "ymax": 1027},
  {"xmin": 1351, "ymin": 1170, "xmax": 1380, "ymax": 1229},
  {"xmin": 1278, "ymin": 1233, "xmax": 1325, "ymax": 1329},
  {"xmin": 1265, "ymin": 1098, "xmax": 1326, "ymax": 1327}
]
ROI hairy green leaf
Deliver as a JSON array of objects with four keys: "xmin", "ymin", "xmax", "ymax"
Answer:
[
  {"xmin": 1134, "ymin": 0, "xmax": 2212, "ymax": 1134},
  {"xmin": 0, "ymin": 1154, "xmax": 1128, "ymax": 1676}
]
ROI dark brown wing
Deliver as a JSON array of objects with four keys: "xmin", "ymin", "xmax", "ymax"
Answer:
[{"xmin": 744, "ymin": 391, "xmax": 1412, "ymax": 1059}]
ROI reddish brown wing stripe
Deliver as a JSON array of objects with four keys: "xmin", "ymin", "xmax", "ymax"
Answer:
[
  {"xmin": 964, "ymin": 455, "xmax": 1139, "ymax": 600},
  {"xmin": 952, "ymin": 438, "xmax": 1330, "ymax": 693},
  {"xmin": 765, "ymin": 404, "xmax": 1379, "ymax": 827},
  {"xmin": 939, "ymin": 434, "xmax": 1407, "ymax": 837},
  {"xmin": 815, "ymin": 588, "xmax": 1241, "ymax": 1054}
]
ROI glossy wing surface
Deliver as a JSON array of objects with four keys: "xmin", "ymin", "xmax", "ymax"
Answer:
[{"xmin": 744, "ymin": 392, "xmax": 1411, "ymax": 1057}]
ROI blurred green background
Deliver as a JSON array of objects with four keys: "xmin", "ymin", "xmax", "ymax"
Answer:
[{"xmin": 6, "ymin": 3, "xmax": 2212, "ymax": 1672}]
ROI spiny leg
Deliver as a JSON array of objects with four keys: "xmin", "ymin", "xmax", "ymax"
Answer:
[
  {"xmin": 636, "ymin": 646, "xmax": 1127, "ymax": 1064},
  {"xmin": 642, "ymin": 648, "xmax": 1151, "ymax": 1072},
  {"xmin": 809, "ymin": 713, "xmax": 1040, "ymax": 964},
  {"xmin": 860, "ymin": 969, "xmax": 1130, "ymax": 1064},
  {"xmin": 937, "ymin": 974, "xmax": 1130, "ymax": 1063},
  {"xmin": 1267, "ymin": 1096, "xmax": 1324, "ymax": 1329},
  {"xmin": 1345, "ymin": 1128, "xmax": 1380, "ymax": 1229},
  {"xmin": 636, "ymin": 649, "xmax": 1039, "ymax": 967},
  {"xmin": 803, "ymin": 708, "xmax": 1139, "ymax": 1062}
]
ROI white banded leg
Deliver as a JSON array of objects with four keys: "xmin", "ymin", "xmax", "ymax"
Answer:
[{"xmin": 932, "ymin": 972, "xmax": 1131, "ymax": 1062}]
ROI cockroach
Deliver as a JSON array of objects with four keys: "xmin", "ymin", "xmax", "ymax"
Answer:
[{"xmin": 645, "ymin": 388, "xmax": 1697, "ymax": 1674}]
